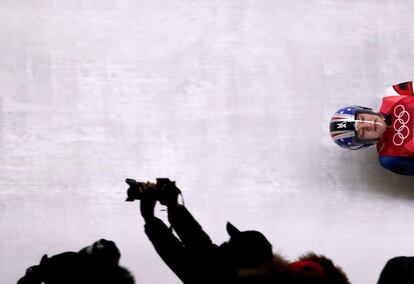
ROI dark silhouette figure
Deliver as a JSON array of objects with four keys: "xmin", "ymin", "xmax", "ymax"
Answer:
[
  {"xmin": 126, "ymin": 178, "xmax": 350, "ymax": 284},
  {"xmin": 17, "ymin": 239, "xmax": 134, "ymax": 284},
  {"xmin": 377, "ymin": 256, "xmax": 414, "ymax": 284}
]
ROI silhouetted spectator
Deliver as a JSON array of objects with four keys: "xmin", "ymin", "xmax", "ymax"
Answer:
[
  {"xmin": 17, "ymin": 239, "xmax": 134, "ymax": 284},
  {"xmin": 126, "ymin": 178, "xmax": 350, "ymax": 284},
  {"xmin": 377, "ymin": 256, "xmax": 414, "ymax": 284}
]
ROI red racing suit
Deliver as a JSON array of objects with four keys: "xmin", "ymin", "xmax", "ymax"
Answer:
[{"xmin": 377, "ymin": 82, "xmax": 414, "ymax": 175}]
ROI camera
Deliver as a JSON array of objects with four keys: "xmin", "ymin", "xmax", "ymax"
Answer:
[{"xmin": 125, "ymin": 178, "xmax": 178, "ymax": 202}]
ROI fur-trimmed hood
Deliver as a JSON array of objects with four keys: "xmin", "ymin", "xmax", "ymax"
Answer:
[{"xmin": 235, "ymin": 252, "xmax": 350, "ymax": 284}]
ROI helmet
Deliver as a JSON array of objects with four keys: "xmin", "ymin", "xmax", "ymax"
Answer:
[{"xmin": 329, "ymin": 106, "xmax": 379, "ymax": 150}]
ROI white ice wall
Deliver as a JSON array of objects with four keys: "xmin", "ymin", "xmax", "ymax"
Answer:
[{"xmin": 1, "ymin": 1, "xmax": 414, "ymax": 283}]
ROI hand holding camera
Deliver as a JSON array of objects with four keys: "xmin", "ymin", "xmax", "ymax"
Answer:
[{"xmin": 125, "ymin": 178, "xmax": 181, "ymax": 206}]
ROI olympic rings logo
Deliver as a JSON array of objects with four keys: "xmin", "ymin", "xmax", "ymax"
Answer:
[{"xmin": 392, "ymin": 105, "xmax": 410, "ymax": 146}]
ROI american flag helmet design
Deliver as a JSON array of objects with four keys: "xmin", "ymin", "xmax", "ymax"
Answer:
[{"xmin": 330, "ymin": 106, "xmax": 378, "ymax": 150}]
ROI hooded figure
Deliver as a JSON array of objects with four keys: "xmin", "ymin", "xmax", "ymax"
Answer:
[{"xmin": 220, "ymin": 222, "xmax": 274, "ymax": 269}]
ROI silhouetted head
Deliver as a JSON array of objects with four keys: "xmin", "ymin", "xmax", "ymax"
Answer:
[
  {"xmin": 378, "ymin": 256, "xmax": 414, "ymax": 284},
  {"xmin": 219, "ymin": 222, "xmax": 273, "ymax": 268},
  {"xmin": 17, "ymin": 239, "xmax": 134, "ymax": 284},
  {"xmin": 17, "ymin": 252, "xmax": 87, "ymax": 284},
  {"xmin": 79, "ymin": 238, "xmax": 121, "ymax": 265}
]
